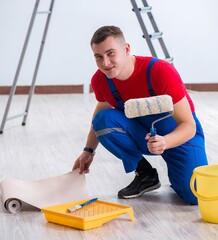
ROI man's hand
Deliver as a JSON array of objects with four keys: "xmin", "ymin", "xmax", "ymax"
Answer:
[
  {"xmin": 145, "ymin": 133, "xmax": 166, "ymax": 155},
  {"xmin": 72, "ymin": 151, "xmax": 94, "ymax": 174}
]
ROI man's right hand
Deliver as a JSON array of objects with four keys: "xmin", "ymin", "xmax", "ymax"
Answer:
[{"xmin": 72, "ymin": 151, "xmax": 94, "ymax": 174}]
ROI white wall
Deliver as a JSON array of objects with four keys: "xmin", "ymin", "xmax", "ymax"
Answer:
[{"xmin": 0, "ymin": 0, "xmax": 217, "ymax": 91}]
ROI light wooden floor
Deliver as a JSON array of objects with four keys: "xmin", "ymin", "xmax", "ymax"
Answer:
[{"xmin": 0, "ymin": 91, "xmax": 218, "ymax": 240}]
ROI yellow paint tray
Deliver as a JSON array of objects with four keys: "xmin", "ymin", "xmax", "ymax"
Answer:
[{"xmin": 41, "ymin": 199, "xmax": 134, "ymax": 230}]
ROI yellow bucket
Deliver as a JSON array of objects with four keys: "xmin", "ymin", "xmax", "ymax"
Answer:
[{"xmin": 190, "ymin": 164, "xmax": 218, "ymax": 223}]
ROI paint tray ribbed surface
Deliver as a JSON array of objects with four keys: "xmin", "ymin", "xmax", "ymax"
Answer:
[{"xmin": 41, "ymin": 199, "xmax": 134, "ymax": 230}]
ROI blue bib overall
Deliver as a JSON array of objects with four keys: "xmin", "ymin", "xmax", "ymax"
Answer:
[{"xmin": 92, "ymin": 58, "xmax": 208, "ymax": 205}]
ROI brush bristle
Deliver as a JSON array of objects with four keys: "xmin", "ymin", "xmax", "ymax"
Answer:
[{"xmin": 124, "ymin": 95, "xmax": 173, "ymax": 118}]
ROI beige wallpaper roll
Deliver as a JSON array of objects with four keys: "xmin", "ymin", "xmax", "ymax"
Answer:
[{"xmin": 0, "ymin": 170, "xmax": 88, "ymax": 213}]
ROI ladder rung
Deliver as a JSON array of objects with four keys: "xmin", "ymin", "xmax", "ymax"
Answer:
[
  {"xmin": 132, "ymin": 6, "xmax": 152, "ymax": 13},
  {"xmin": 37, "ymin": 11, "xmax": 51, "ymax": 14},
  {"xmin": 149, "ymin": 32, "xmax": 163, "ymax": 40},
  {"xmin": 7, "ymin": 112, "xmax": 27, "ymax": 121},
  {"xmin": 165, "ymin": 57, "xmax": 174, "ymax": 63},
  {"xmin": 139, "ymin": 6, "xmax": 152, "ymax": 13}
]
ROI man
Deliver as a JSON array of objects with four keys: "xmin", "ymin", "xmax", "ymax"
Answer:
[{"xmin": 73, "ymin": 26, "xmax": 208, "ymax": 205}]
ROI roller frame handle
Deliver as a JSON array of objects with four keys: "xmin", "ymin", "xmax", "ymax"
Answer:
[
  {"xmin": 150, "ymin": 127, "xmax": 156, "ymax": 136},
  {"xmin": 150, "ymin": 112, "xmax": 173, "ymax": 137},
  {"xmin": 190, "ymin": 173, "xmax": 218, "ymax": 201}
]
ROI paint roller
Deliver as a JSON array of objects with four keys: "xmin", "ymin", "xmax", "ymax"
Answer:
[{"xmin": 124, "ymin": 95, "xmax": 174, "ymax": 136}]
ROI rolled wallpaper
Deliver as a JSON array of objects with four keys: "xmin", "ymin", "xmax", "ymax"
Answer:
[{"xmin": 0, "ymin": 170, "xmax": 88, "ymax": 213}]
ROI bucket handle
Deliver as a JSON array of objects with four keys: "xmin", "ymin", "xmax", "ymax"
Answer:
[{"xmin": 190, "ymin": 172, "xmax": 218, "ymax": 201}]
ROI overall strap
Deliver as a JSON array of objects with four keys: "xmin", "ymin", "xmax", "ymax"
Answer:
[
  {"xmin": 146, "ymin": 58, "xmax": 159, "ymax": 96},
  {"xmin": 106, "ymin": 76, "xmax": 124, "ymax": 110}
]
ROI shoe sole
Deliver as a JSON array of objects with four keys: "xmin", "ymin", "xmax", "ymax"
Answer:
[{"xmin": 118, "ymin": 182, "xmax": 161, "ymax": 199}]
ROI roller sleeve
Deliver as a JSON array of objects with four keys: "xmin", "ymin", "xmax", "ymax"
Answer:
[{"xmin": 124, "ymin": 95, "xmax": 173, "ymax": 118}]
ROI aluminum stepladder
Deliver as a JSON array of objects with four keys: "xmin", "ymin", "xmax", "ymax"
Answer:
[
  {"xmin": 0, "ymin": 0, "xmax": 55, "ymax": 134},
  {"xmin": 130, "ymin": 0, "xmax": 173, "ymax": 63}
]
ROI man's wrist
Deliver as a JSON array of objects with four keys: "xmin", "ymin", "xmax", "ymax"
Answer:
[{"xmin": 83, "ymin": 147, "xmax": 95, "ymax": 156}]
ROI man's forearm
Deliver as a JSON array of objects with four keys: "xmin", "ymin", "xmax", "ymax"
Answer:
[{"xmin": 84, "ymin": 127, "xmax": 99, "ymax": 150}]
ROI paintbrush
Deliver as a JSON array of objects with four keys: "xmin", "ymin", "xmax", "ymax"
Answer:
[{"xmin": 67, "ymin": 198, "xmax": 98, "ymax": 213}]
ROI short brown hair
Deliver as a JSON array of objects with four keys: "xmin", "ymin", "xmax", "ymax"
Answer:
[{"xmin": 90, "ymin": 26, "xmax": 125, "ymax": 46}]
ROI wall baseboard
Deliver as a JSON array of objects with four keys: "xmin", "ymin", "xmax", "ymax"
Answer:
[
  {"xmin": 0, "ymin": 85, "xmax": 83, "ymax": 95},
  {"xmin": 0, "ymin": 83, "xmax": 217, "ymax": 95},
  {"xmin": 185, "ymin": 83, "xmax": 218, "ymax": 92}
]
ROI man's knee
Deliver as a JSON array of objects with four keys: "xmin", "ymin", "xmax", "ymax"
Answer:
[
  {"xmin": 93, "ymin": 109, "xmax": 125, "ymax": 130},
  {"xmin": 171, "ymin": 183, "xmax": 198, "ymax": 205}
]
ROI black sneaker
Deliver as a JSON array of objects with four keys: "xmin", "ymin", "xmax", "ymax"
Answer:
[{"xmin": 118, "ymin": 168, "xmax": 161, "ymax": 199}]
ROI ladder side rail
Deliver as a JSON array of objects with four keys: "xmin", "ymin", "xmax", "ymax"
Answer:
[
  {"xmin": 142, "ymin": 0, "xmax": 159, "ymax": 33},
  {"xmin": 147, "ymin": 11, "xmax": 171, "ymax": 58},
  {"xmin": 141, "ymin": 0, "xmax": 149, "ymax": 8},
  {"xmin": 0, "ymin": 0, "xmax": 40, "ymax": 134},
  {"xmin": 22, "ymin": 0, "xmax": 56, "ymax": 125},
  {"xmin": 130, "ymin": 0, "xmax": 157, "ymax": 57},
  {"xmin": 157, "ymin": 38, "xmax": 171, "ymax": 59},
  {"xmin": 141, "ymin": 0, "xmax": 171, "ymax": 59}
]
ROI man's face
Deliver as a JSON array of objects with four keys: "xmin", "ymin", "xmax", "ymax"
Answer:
[{"xmin": 91, "ymin": 36, "xmax": 130, "ymax": 79}]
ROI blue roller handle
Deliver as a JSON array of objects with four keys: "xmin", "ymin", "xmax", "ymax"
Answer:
[{"xmin": 150, "ymin": 127, "xmax": 156, "ymax": 137}]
